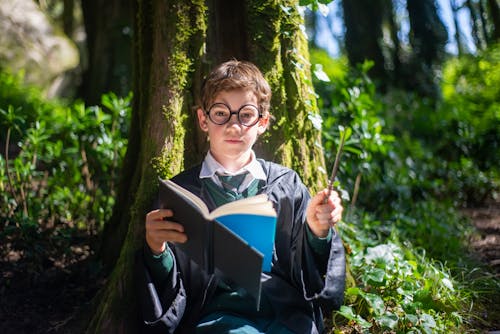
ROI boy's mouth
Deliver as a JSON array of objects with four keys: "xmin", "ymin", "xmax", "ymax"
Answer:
[{"xmin": 226, "ymin": 139, "xmax": 241, "ymax": 143}]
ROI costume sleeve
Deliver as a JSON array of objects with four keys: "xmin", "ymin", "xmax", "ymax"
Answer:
[
  {"xmin": 305, "ymin": 224, "xmax": 332, "ymax": 256},
  {"xmin": 301, "ymin": 226, "xmax": 346, "ymax": 311},
  {"xmin": 143, "ymin": 245, "xmax": 174, "ymax": 291},
  {"xmin": 136, "ymin": 244, "xmax": 187, "ymax": 333},
  {"xmin": 293, "ymin": 179, "xmax": 346, "ymax": 311}
]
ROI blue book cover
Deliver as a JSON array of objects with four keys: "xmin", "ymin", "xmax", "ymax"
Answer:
[{"xmin": 215, "ymin": 214, "xmax": 276, "ymax": 271}]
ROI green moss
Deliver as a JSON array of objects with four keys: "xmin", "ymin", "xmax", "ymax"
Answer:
[
  {"xmin": 151, "ymin": 104, "xmax": 187, "ymax": 179},
  {"xmin": 243, "ymin": 1, "xmax": 326, "ymax": 190}
]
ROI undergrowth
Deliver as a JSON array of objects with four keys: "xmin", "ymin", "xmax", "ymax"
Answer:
[
  {"xmin": 311, "ymin": 45, "xmax": 500, "ymax": 333},
  {"xmin": 0, "ymin": 43, "xmax": 499, "ymax": 333}
]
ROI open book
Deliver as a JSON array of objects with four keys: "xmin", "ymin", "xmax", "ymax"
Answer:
[{"xmin": 158, "ymin": 179, "xmax": 277, "ymax": 307}]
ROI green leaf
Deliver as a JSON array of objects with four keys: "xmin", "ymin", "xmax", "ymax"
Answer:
[
  {"xmin": 362, "ymin": 292, "xmax": 385, "ymax": 315},
  {"xmin": 441, "ymin": 277, "xmax": 454, "ymax": 291},
  {"xmin": 308, "ymin": 112, "xmax": 323, "ymax": 130},
  {"xmin": 313, "ymin": 64, "xmax": 330, "ymax": 82},
  {"xmin": 337, "ymin": 305, "xmax": 372, "ymax": 329},
  {"xmin": 346, "ymin": 287, "xmax": 361, "ymax": 296},
  {"xmin": 377, "ymin": 312, "xmax": 399, "ymax": 329},
  {"xmin": 363, "ymin": 267, "xmax": 386, "ymax": 283}
]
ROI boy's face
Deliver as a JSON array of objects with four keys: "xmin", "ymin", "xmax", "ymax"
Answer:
[{"xmin": 197, "ymin": 88, "xmax": 268, "ymax": 169}]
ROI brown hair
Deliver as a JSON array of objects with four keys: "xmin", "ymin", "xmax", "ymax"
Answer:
[{"xmin": 200, "ymin": 60, "xmax": 272, "ymax": 115}]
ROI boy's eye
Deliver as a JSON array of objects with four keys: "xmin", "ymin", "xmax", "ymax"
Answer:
[
  {"xmin": 240, "ymin": 111, "xmax": 253, "ymax": 120},
  {"xmin": 211, "ymin": 106, "xmax": 229, "ymax": 117},
  {"xmin": 214, "ymin": 109, "xmax": 228, "ymax": 117},
  {"xmin": 240, "ymin": 107, "xmax": 258, "ymax": 119}
]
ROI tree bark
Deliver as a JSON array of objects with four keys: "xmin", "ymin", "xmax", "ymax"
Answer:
[
  {"xmin": 342, "ymin": 0, "xmax": 388, "ymax": 87},
  {"xmin": 450, "ymin": 0, "xmax": 466, "ymax": 55},
  {"xmin": 85, "ymin": 1, "xmax": 206, "ymax": 331},
  {"xmin": 467, "ymin": 0, "xmax": 485, "ymax": 50},
  {"xmin": 478, "ymin": 0, "xmax": 490, "ymax": 46},
  {"xmin": 487, "ymin": 0, "xmax": 500, "ymax": 42},
  {"xmin": 79, "ymin": 0, "xmax": 134, "ymax": 105},
  {"xmin": 385, "ymin": 0, "xmax": 402, "ymax": 85},
  {"xmin": 406, "ymin": 0, "xmax": 448, "ymax": 98},
  {"xmin": 62, "ymin": 0, "xmax": 74, "ymax": 37},
  {"xmin": 245, "ymin": 0, "xmax": 326, "ymax": 189}
]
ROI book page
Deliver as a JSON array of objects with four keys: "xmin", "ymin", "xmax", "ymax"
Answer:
[
  {"xmin": 208, "ymin": 194, "xmax": 276, "ymax": 219},
  {"xmin": 162, "ymin": 179, "xmax": 210, "ymax": 216}
]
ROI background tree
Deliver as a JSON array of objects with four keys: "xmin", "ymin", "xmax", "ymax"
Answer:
[
  {"xmin": 406, "ymin": 0, "xmax": 448, "ymax": 98},
  {"xmin": 487, "ymin": 0, "xmax": 500, "ymax": 42},
  {"xmin": 85, "ymin": 0, "xmax": 328, "ymax": 331},
  {"xmin": 79, "ymin": 0, "xmax": 133, "ymax": 105},
  {"xmin": 450, "ymin": 0, "xmax": 467, "ymax": 55},
  {"xmin": 467, "ymin": 0, "xmax": 487, "ymax": 49},
  {"xmin": 339, "ymin": 0, "xmax": 450, "ymax": 98},
  {"xmin": 342, "ymin": 0, "xmax": 389, "ymax": 88}
]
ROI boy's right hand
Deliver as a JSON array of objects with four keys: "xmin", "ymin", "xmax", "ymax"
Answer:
[{"xmin": 145, "ymin": 209, "xmax": 187, "ymax": 255}]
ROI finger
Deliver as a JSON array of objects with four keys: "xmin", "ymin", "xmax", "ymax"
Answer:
[
  {"xmin": 149, "ymin": 229, "xmax": 188, "ymax": 244},
  {"xmin": 316, "ymin": 211, "xmax": 336, "ymax": 223},
  {"xmin": 146, "ymin": 209, "xmax": 174, "ymax": 221},
  {"xmin": 146, "ymin": 220, "xmax": 185, "ymax": 233},
  {"xmin": 315, "ymin": 202, "xmax": 339, "ymax": 215},
  {"xmin": 318, "ymin": 205, "xmax": 343, "ymax": 221},
  {"xmin": 326, "ymin": 191, "xmax": 340, "ymax": 204}
]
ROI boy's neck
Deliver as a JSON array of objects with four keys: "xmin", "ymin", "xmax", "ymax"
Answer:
[{"xmin": 209, "ymin": 150, "xmax": 253, "ymax": 173}]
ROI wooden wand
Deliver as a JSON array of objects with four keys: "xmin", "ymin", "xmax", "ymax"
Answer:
[{"xmin": 325, "ymin": 129, "xmax": 347, "ymax": 201}]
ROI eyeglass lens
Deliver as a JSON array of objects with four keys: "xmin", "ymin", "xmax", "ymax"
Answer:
[{"xmin": 207, "ymin": 103, "xmax": 260, "ymax": 126}]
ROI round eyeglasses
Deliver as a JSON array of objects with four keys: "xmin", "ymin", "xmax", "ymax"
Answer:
[{"xmin": 205, "ymin": 103, "xmax": 262, "ymax": 127}]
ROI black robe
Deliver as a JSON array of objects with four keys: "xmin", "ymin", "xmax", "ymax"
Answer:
[{"xmin": 136, "ymin": 160, "xmax": 346, "ymax": 334}]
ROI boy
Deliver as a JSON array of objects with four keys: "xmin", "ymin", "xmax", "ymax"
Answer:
[{"xmin": 138, "ymin": 60, "xmax": 346, "ymax": 333}]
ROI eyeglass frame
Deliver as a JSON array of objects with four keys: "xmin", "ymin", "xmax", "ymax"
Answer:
[{"xmin": 204, "ymin": 102, "xmax": 263, "ymax": 127}]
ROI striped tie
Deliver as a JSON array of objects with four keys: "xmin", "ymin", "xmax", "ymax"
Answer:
[{"xmin": 217, "ymin": 172, "xmax": 248, "ymax": 194}]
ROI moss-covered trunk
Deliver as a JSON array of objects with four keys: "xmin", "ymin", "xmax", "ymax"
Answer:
[
  {"xmin": 246, "ymin": 1, "xmax": 327, "ymax": 191},
  {"xmin": 86, "ymin": 1, "xmax": 328, "ymax": 332},
  {"xmin": 85, "ymin": 1, "xmax": 206, "ymax": 332}
]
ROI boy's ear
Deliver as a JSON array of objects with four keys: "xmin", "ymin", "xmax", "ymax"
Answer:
[
  {"xmin": 257, "ymin": 114, "xmax": 269, "ymax": 135},
  {"xmin": 197, "ymin": 108, "xmax": 208, "ymax": 131}
]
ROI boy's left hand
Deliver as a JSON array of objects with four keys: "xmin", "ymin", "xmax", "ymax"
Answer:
[{"xmin": 306, "ymin": 189, "xmax": 343, "ymax": 238}]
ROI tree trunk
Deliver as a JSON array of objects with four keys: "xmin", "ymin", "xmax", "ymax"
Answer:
[
  {"xmin": 62, "ymin": 0, "xmax": 74, "ymax": 37},
  {"xmin": 79, "ymin": 0, "xmax": 134, "ymax": 105},
  {"xmin": 385, "ymin": 0, "xmax": 402, "ymax": 85},
  {"xmin": 487, "ymin": 0, "xmax": 500, "ymax": 42},
  {"xmin": 406, "ymin": 0, "xmax": 448, "ymax": 98},
  {"xmin": 342, "ymin": 0, "xmax": 388, "ymax": 88},
  {"xmin": 478, "ymin": 0, "xmax": 490, "ymax": 46},
  {"xmin": 245, "ymin": 0, "xmax": 326, "ymax": 189},
  {"xmin": 467, "ymin": 0, "xmax": 486, "ymax": 50},
  {"xmin": 85, "ymin": 1, "xmax": 207, "ymax": 331},
  {"xmin": 451, "ymin": 0, "xmax": 466, "ymax": 55},
  {"xmin": 85, "ymin": 1, "xmax": 328, "ymax": 332}
]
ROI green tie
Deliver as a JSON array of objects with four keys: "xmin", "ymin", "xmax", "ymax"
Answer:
[
  {"xmin": 202, "ymin": 173, "xmax": 263, "ymax": 206},
  {"xmin": 217, "ymin": 172, "xmax": 248, "ymax": 194}
]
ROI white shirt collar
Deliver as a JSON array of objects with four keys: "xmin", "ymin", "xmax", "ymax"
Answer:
[{"xmin": 200, "ymin": 150, "xmax": 266, "ymax": 180}]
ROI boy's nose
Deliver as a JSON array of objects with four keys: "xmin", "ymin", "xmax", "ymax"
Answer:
[{"xmin": 227, "ymin": 113, "xmax": 240, "ymax": 126}]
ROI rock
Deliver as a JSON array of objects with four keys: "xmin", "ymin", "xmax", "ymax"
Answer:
[{"xmin": 0, "ymin": 0, "xmax": 79, "ymax": 97}]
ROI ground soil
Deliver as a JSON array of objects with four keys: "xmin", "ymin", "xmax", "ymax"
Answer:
[
  {"xmin": 0, "ymin": 202, "xmax": 499, "ymax": 334},
  {"xmin": 463, "ymin": 202, "xmax": 500, "ymax": 273}
]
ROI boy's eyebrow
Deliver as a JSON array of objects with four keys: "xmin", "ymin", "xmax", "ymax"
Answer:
[{"xmin": 211, "ymin": 100, "xmax": 258, "ymax": 108}]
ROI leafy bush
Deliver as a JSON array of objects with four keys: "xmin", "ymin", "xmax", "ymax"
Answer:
[
  {"xmin": 441, "ymin": 44, "xmax": 500, "ymax": 172},
  {"xmin": 0, "ymin": 70, "xmax": 131, "ymax": 268},
  {"xmin": 310, "ymin": 46, "xmax": 500, "ymax": 332},
  {"xmin": 335, "ymin": 216, "xmax": 465, "ymax": 333},
  {"xmin": 310, "ymin": 49, "xmax": 395, "ymax": 208}
]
